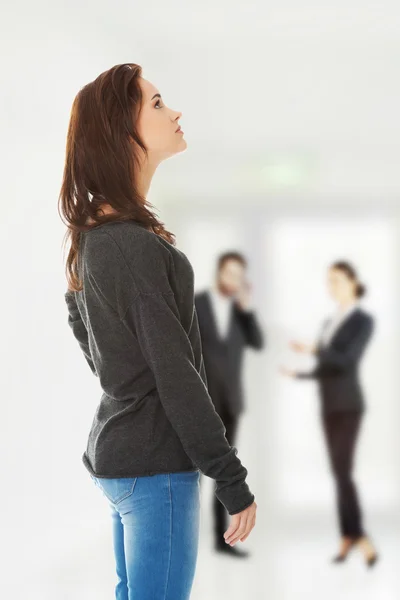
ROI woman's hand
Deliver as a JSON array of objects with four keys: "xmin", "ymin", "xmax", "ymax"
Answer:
[
  {"xmin": 224, "ymin": 500, "xmax": 257, "ymax": 546},
  {"xmin": 279, "ymin": 366, "xmax": 297, "ymax": 378},
  {"xmin": 290, "ymin": 340, "xmax": 316, "ymax": 354}
]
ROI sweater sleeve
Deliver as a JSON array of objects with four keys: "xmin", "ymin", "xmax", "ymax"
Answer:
[
  {"xmin": 64, "ymin": 290, "xmax": 97, "ymax": 376},
  {"xmin": 189, "ymin": 304, "xmax": 208, "ymax": 389},
  {"xmin": 121, "ymin": 291, "xmax": 255, "ymax": 515},
  {"xmin": 86, "ymin": 229, "xmax": 255, "ymax": 515}
]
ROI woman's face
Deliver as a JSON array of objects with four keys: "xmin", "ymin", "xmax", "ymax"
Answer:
[
  {"xmin": 327, "ymin": 267, "xmax": 356, "ymax": 303},
  {"xmin": 135, "ymin": 77, "xmax": 186, "ymax": 162}
]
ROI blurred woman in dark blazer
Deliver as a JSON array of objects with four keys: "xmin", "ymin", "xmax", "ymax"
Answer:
[{"xmin": 281, "ymin": 261, "xmax": 379, "ymax": 567}]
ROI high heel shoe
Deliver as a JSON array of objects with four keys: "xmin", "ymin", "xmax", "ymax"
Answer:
[
  {"xmin": 331, "ymin": 539, "xmax": 356, "ymax": 563},
  {"xmin": 355, "ymin": 535, "xmax": 379, "ymax": 568},
  {"xmin": 332, "ymin": 554, "xmax": 348, "ymax": 563},
  {"xmin": 366, "ymin": 552, "xmax": 379, "ymax": 568}
]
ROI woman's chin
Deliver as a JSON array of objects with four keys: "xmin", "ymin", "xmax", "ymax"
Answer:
[
  {"xmin": 179, "ymin": 137, "xmax": 187, "ymax": 149},
  {"xmin": 163, "ymin": 139, "xmax": 188, "ymax": 161},
  {"xmin": 175, "ymin": 138, "xmax": 188, "ymax": 154}
]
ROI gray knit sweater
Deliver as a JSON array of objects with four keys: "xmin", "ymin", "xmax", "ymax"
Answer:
[{"xmin": 64, "ymin": 220, "xmax": 255, "ymax": 515}]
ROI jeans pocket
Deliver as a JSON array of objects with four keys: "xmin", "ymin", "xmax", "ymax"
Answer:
[{"xmin": 93, "ymin": 477, "xmax": 138, "ymax": 505}]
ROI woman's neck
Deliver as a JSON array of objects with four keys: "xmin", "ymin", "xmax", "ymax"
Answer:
[
  {"xmin": 85, "ymin": 159, "xmax": 160, "ymax": 225},
  {"xmin": 137, "ymin": 158, "xmax": 159, "ymax": 199},
  {"xmin": 338, "ymin": 298, "xmax": 357, "ymax": 312}
]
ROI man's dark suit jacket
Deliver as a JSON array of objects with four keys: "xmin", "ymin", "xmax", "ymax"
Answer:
[
  {"xmin": 296, "ymin": 308, "xmax": 374, "ymax": 414},
  {"xmin": 194, "ymin": 290, "xmax": 264, "ymax": 417}
]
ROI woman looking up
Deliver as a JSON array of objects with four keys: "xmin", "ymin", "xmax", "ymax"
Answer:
[{"xmin": 59, "ymin": 63, "xmax": 257, "ymax": 600}]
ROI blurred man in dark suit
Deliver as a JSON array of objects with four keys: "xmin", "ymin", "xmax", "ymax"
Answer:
[{"xmin": 195, "ymin": 251, "xmax": 264, "ymax": 557}]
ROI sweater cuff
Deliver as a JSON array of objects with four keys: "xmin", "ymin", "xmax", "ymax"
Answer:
[
  {"xmin": 228, "ymin": 493, "xmax": 255, "ymax": 516},
  {"xmin": 216, "ymin": 479, "xmax": 255, "ymax": 515}
]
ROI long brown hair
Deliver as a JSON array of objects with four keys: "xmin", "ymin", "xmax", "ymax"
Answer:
[{"xmin": 58, "ymin": 63, "xmax": 176, "ymax": 292}]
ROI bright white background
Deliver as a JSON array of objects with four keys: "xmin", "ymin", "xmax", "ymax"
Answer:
[
  {"xmin": 268, "ymin": 216, "xmax": 399, "ymax": 510},
  {"xmin": 2, "ymin": 1, "xmax": 400, "ymax": 598}
]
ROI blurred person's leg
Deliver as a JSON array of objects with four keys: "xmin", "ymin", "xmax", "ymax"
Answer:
[
  {"xmin": 322, "ymin": 412, "xmax": 365, "ymax": 540},
  {"xmin": 91, "ymin": 471, "xmax": 201, "ymax": 600}
]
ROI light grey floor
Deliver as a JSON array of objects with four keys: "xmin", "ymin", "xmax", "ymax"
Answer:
[{"xmin": 6, "ymin": 494, "xmax": 398, "ymax": 600}]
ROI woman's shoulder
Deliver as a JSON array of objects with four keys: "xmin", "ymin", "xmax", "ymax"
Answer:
[
  {"xmin": 355, "ymin": 307, "xmax": 374, "ymax": 328},
  {"xmin": 84, "ymin": 220, "xmax": 172, "ymax": 265},
  {"xmin": 83, "ymin": 220, "xmax": 175, "ymax": 295}
]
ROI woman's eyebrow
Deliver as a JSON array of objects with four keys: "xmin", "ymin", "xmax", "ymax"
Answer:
[{"xmin": 151, "ymin": 93, "xmax": 161, "ymax": 100}]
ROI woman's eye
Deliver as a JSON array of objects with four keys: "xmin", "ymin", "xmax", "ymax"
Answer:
[{"xmin": 155, "ymin": 100, "xmax": 163, "ymax": 109}]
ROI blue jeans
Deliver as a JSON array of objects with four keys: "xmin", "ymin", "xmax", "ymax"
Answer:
[{"xmin": 90, "ymin": 470, "xmax": 201, "ymax": 600}]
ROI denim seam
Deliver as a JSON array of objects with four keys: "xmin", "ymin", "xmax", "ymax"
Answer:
[
  {"xmin": 116, "ymin": 478, "xmax": 137, "ymax": 504},
  {"xmin": 97, "ymin": 477, "xmax": 138, "ymax": 505},
  {"xmin": 114, "ymin": 478, "xmax": 136, "ymax": 504},
  {"xmin": 164, "ymin": 474, "xmax": 173, "ymax": 599}
]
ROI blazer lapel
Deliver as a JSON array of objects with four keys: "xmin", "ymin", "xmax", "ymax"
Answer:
[
  {"xmin": 205, "ymin": 290, "xmax": 220, "ymax": 340},
  {"xmin": 205, "ymin": 290, "xmax": 234, "ymax": 342},
  {"xmin": 321, "ymin": 308, "xmax": 361, "ymax": 348}
]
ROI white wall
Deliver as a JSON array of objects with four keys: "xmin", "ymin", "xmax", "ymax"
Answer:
[
  {"xmin": 267, "ymin": 215, "xmax": 400, "ymax": 511},
  {"xmin": 2, "ymin": 0, "xmax": 400, "ymax": 597}
]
